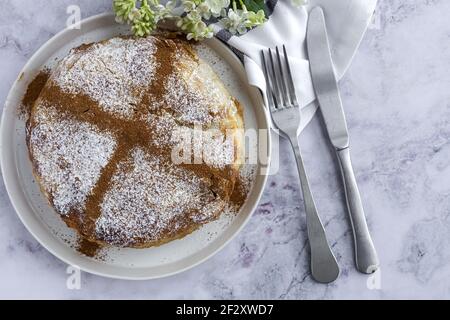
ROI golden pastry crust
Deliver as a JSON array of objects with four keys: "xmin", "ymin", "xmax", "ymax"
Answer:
[{"xmin": 26, "ymin": 35, "xmax": 244, "ymax": 249}]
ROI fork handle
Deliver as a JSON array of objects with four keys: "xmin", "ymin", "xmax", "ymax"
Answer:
[
  {"xmin": 289, "ymin": 136, "xmax": 340, "ymax": 283},
  {"xmin": 336, "ymin": 147, "xmax": 379, "ymax": 274}
]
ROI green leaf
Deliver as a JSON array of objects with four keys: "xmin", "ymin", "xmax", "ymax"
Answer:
[{"xmin": 237, "ymin": 0, "xmax": 268, "ymax": 16}]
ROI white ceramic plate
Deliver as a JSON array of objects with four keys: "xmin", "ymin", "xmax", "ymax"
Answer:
[{"xmin": 0, "ymin": 13, "xmax": 270, "ymax": 279}]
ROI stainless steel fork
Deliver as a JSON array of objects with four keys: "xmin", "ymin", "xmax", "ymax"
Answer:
[{"xmin": 261, "ymin": 46, "xmax": 340, "ymax": 283}]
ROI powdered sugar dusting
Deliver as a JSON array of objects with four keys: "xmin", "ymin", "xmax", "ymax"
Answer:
[
  {"xmin": 239, "ymin": 164, "xmax": 257, "ymax": 195},
  {"xmin": 95, "ymin": 148, "xmax": 225, "ymax": 246},
  {"xmin": 146, "ymin": 112, "xmax": 178, "ymax": 148},
  {"xmin": 53, "ymin": 37, "xmax": 157, "ymax": 118},
  {"xmin": 29, "ymin": 103, "xmax": 117, "ymax": 214},
  {"xmin": 154, "ymin": 72, "xmax": 213, "ymax": 125},
  {"xmin": 145, "ymin": 51, "xmax": 239, "ymax": 169},
  {"xmin": 147, "ymin": 123, "xmax": 236, "ymax": 169},
  {"xmin": 200, "ymin": 129, "xmax": 236, "ymax": 169},
  {"xmin": 150, "ymin": 50, "xmax": 237, "ymax": 126}
]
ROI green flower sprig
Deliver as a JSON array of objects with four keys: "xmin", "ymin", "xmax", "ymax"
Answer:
[
  {"xmin": 113, "ymin": 0, "xmax": 306, "ymax": 40},
  {"xmin": 114, "ymin": 0, "xmax": 176, "ymax": 36}
]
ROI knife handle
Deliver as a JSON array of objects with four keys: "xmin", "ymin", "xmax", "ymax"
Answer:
[{"xmin": 336, "ymin": 147, "xmax": 379, "ymax": 274}]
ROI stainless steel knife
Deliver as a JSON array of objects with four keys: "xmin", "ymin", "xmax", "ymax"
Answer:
[{"xmin": 307, "ymin": 6, "xmax": 379, "ymax": 274}]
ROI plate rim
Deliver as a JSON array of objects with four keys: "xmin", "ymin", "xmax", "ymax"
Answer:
[{"xmin": 0, "ymin": 13, "xmax": 271, "ymax": 280}]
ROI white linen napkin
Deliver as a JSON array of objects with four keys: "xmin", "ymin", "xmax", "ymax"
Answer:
[{"xmin": 211, "ymin": 0, "xmax": 377, "ymax": 131}]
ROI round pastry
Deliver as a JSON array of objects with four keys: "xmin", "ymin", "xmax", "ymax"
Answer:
[{"xmin": 26, "ymin": 35, "xmax": 244, "ymax": 250}]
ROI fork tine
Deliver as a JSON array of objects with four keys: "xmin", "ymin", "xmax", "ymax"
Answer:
[
  {"xmin": 261, "ymin": 50, "xmax": 276, "ymax": 111},
  {"xmin": 282, "ymin": 45, "xmax": 299, "ymax": 105},
  {"xmin": 275, "ymin": 46, "xmax": 291, "ymax": 107},
  {"xmin": 268, "ymin": 48, "xmax": 284, "ymax": 108}
]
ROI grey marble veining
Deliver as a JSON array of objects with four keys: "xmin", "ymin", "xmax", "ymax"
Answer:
[{"xmin": 1, "ymin": 0, "xmax": 450, "ymax": 299}]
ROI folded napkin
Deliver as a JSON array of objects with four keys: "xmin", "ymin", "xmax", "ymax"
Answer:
[{"xmin": 211, "ymin": 0, "xmax": 377, "ymax": 131}]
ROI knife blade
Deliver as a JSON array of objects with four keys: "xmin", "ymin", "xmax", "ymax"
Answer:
[
  {"xmin": 307, "ymin": 6, "xmax": 379, "ymax": 274},
  {"xmin": 307, "ymin": 7, "xmax": 349, "ymax": 150}
]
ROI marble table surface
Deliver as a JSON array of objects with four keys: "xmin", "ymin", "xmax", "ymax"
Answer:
[{"xmin": 1, "ymin": 0, "xmax": 450, "ymax": 299}]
